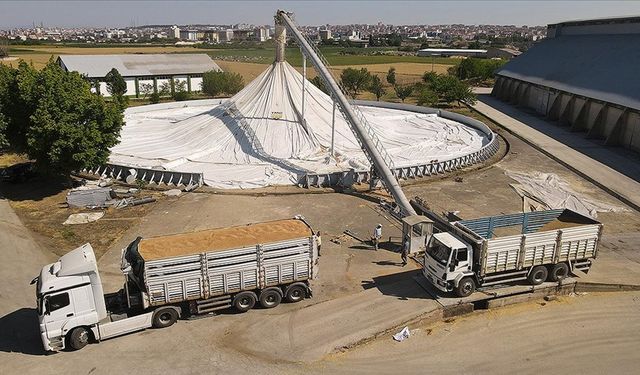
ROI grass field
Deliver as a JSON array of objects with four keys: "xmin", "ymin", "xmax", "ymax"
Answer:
[{"xmin": 4, "ymin": 44, "xmax": 460, "ymax": 70}]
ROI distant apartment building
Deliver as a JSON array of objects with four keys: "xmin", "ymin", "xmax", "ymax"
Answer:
[
  {"xmin": 57, "ymin": 54, "xmax": 221, "ymax": 97},
  {"xmin": 319, "ymin": 29, "xmax": 332, "ymax": 40},
  {"xmin": 170, "ymin": 25, "xmax": 180, "ymax": 39},
  {"xmin": 255, "ymin": 27, "xmax": 269, "ymax": 42},
  {"xmin": 179, "ymin": 30, "xmax": 198, "ymax": 41}
]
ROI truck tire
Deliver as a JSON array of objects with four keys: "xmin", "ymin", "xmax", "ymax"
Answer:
[
  {"xmin": 153, "ymin": 308, "xmax": 178, "ymax": 328},
  {"xmin": 285, "ymin": 283, "xmax": 307, "ymax": 303},
  {"xmin": 233, "ymin": 291, "xmax": 257, "ymax": 313},
  {"xmin": 528, "ymin": 265, "xmax": 548, "ymax": 285},
  {"xmin": 259, "ymin": 288, "xmax": 282, "ymax": 309},
  {"xmin": 549, "ymin": 263, "xmax": 569, "ymax": 282},
  {"xmin": 68, "ymin": 327, "xmax": 90, "ymax": 350},
  {"xmin": 455, "ymin": 277, "xmax": 476, "ymax": 298}
]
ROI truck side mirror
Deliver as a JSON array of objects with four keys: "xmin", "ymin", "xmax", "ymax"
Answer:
[{"xmin": 449, "ymin": 263, "xmax": 456, "ymax": 272}]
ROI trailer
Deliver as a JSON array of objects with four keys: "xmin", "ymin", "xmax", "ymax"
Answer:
[
  {"xmin": 422, "ymin": 209, "xmax": 602, "ymax": 297},
  {"xmin": 33, "ymin": 216, "xmax": 318, "ymax": 351}
]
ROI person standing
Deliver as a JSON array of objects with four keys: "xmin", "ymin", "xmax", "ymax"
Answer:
[
  {"xmin": 316, "ymin": 231, "xmax": 322, "ymax": 257},
  {"xmin": 401, "ymin": 236, "xmax": 410, "ymax": 266},
  {"xmin": 372, "ymin": 224, "xmax": 382, "ymax": 251}
]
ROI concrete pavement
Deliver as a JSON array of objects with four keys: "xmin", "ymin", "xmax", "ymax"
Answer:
[{"xmin": 471, "ymin": 94, "xmax": 640, "ymax": 211}]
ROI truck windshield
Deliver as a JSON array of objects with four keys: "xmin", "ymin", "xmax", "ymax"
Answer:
[{"xmin": 428, "ymin": 240, "xmax": 451, "ymax": 265}]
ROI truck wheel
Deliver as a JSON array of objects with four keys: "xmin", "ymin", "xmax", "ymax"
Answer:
[
  {"xmin": 259, "ymin": 288, "xmax": 282, "ymax": 309},
  {"xmin": 285, "ymin": 283, "xmax": 307, "ymax": 303},
  {"xmin": 528, "ymin": 266, "xmax": 548, "ymax": 285},
  {"xmin": 549, "ymin": 263, "xmax": 569, "ymax": 282},
  {"xmin": 233, "ymin": 291, "xmax": 257, "ymax": 313},
  {"xmin": 455, "ymin": 277, "xmax": 476, "ymax": 298},
  {"xmin": 68, "ymin": 327, "xmax": 90, "ymax": 350},
  {"xmin": 153, "ymin": 308, "xmax": 178, "ymax": 328}
]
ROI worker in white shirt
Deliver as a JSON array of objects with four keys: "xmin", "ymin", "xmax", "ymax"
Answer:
[
  {"xmin": 316, "ymin": 231, "xmax": 322, "ymax": 257},
  {"xmin": 372, "ymin": 224, "xmax": 382, "ymax": 251}
]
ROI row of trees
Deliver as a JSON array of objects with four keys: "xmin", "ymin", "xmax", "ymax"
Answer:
[
  {"xmin": 99, "ymin": 68, "xmax": 246, "ymax": 105},
  {"xmin": 0, "ymin": 60, "xmax": 124, "ymax": 174},
  {"xmin": 333, "ymin": 66, "xmax": 476, "ymax": 106}
]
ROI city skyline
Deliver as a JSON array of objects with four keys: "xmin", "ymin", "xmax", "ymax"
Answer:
[{"xmin": 2, "ymin": 1, "xmax": 640, "ymax": 28}]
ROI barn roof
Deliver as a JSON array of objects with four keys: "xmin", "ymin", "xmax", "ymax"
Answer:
[
  {"xmin": 495, "ymin": 34, "xmax": 640, "ymax": 111},
  {"xmin": 58, "ymin": 53, "xmax": 221, "ymax": 78}
]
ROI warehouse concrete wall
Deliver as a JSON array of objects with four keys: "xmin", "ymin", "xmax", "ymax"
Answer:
[{"xmin": 492, "ymin": 75, "xmax": 640, "ymax": 152}]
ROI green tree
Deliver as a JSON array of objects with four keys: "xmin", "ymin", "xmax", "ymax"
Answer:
[
  {"xmin": 423, "ymin": 73, "xmax": 476, "ymax": 106},
  {"xmin": 3, "ymin": 62, "xmax": 37, "ymax": 152},
  {"xmin": 6, "ymin": 60, "xmax": 124, "ymax": 175},
  {"xmin": 158, "ymin": 81, "xmax": 171, "ymax": 97},
  {"xmin": 0, "ymin": 39, "xmax": 9, "ymax": 58},
  {"xmin": 340, "ymin": 68, "xmax": 371, "ymax": 99},
  {"xmin": 104, "ymin": 68, "xmax": 128, "ymax": 109},
  {"xmin": 201, "ymin": 71, "xmax": 245, "ymax": 97},
  {"xmin": 451, "ymin": 58, "xmax": 507, "ymax": 81},
  {"xmin": 386, "ymin": 67, "xmax": 396, "ymax": 85},
  {"xmin": 309, "ymin": 76, "xmax": 328, "ymax": 94},
  {"xmin": 393, "ymin": 84, "xmax": 413, "ymax": 103},
  {"xmin": 416, "ymin": 87, "xmax": 438, "ymax": 107},
  {"xmin": 224, "ymin": 72, "xmax": 244, "ymax": 95},
  {"xmin": 368, "ymin": 75, "xmax": 385, "ymax": 101},
  {"xmin": 0, "ymin": 112, "xmax": 7, "ymax": 149},
  {"xmin": 422, "ymin": 71, "xmax": 438, "ymax": 84},
  {"xmin": 172, "ymin": 79, "xmax": 191, "ymax": 101},
  {"xmin": 139, "ymin": 82, "xmax": 154, "ymax": 99}
]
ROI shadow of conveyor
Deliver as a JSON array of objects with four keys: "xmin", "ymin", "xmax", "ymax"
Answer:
[{"xmin": 0, "ymin": 308, "xmax": 48, "ymax": 355}]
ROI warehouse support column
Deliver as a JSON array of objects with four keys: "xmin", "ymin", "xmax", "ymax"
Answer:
[
  {"xmin": 331, "ymin": 96, "xmax": 336, "ymax": 157},
  {"xmin": 301, "ymin": 53, "xmax": 306, "ymax": 123}
]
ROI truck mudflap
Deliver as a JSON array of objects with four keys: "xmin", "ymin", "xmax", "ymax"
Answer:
[{"xmin": 573, "ymin": 259, "xmax": 592, "ymax": 274}]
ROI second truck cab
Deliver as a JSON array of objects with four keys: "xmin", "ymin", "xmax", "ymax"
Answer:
[{"xmin": 423, "ymin": 232, "xmax": 474, "ymax": 295}]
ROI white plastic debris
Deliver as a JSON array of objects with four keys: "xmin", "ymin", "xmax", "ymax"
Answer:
[
  {"xmin": 506, "ymin": 171, "xmax": 628, "ymax": 218},
  {"xmin": 163, "ymin": 189, "xmax": 182, "ymax": 197},
  {"xmin": 393, "ymin": 326, "xmax": 411, "ymax": 342},
  {"xmin": 63, "ymin": 212, "xmax": 104, "ymax": 225}
]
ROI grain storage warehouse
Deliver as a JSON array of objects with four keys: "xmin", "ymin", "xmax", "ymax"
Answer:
[
  {"xmin": 492, "ymin": 16, "xmax": 640, "ymax": 152},
  {"xmin": 57, "ymin": 54, "xmax": 221, "ymax": 97}
]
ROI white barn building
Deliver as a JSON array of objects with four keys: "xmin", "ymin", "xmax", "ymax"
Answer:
[{"xmin": 57, "ymin": 54, "xmax": 221, "ymax": 97}]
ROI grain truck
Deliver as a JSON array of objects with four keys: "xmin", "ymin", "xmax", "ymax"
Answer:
[
  {"xmin": 422, "ymin": 209, "xmax": 602, "ymax": 297},
  {"xmin": 32, "ymin": 216, "xmax": 318, "ymax": 351}
]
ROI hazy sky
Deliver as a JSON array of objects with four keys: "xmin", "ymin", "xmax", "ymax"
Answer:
[{"xmin": 2, "ymin": 1, "xmax": 640, "ymax": 28}]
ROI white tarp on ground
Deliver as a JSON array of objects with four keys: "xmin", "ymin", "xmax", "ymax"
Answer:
[
  {"xmin": 110, "ymin": 61, "xmax": 490, "ymax": 189},
  {"xmin": 506, "ymin": 171, "xmax": 628, "ymax": 218}
]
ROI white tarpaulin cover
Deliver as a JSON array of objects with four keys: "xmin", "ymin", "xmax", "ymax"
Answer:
[
  {"xmin": 110, "ymin": 61, "xmax": 490, "ymax": 189},
  {"xmin": 506, "ymin": 171, "xmax": 628, "ymax": 218}
]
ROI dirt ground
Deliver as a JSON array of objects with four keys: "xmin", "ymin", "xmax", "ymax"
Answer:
[{"xmin": 0, "ymin": 178, "xmax": 163, "ymax": 258}]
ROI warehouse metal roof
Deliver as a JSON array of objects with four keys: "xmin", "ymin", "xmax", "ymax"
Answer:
[
  {"xmin": 495, "ymin": 34, "xmax": 640, "ymax": 111},
  {"xmin": 58, "ymin": 54, "xmax": 221, "ymax": 78}
]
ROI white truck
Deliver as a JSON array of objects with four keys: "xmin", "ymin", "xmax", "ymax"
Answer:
[
  {"xmin": 32, "ymin": 216, "xmax": 318, "ymax": 351},
  {"xmin": 421, "ymin": 209, "xmax": 602, "ymax": 297}
]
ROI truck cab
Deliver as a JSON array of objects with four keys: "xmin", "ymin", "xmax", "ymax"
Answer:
[
  {"xmin": 34, "ymin": 243, "xmax": 107, "ymax": 351},
  {"xmin": 423, "ymin": 232, "xmax": 474, "ymax": 295}
]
